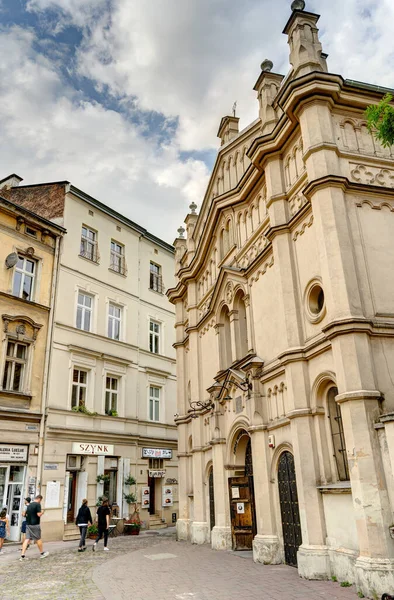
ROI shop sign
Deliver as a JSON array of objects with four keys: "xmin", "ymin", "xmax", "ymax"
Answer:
[
  {"xmin": 142, "ymin": 448, "xmax": 172, "ymax": 459},
  {"xmin": 0, "ymin": 444, "xmax": 28, "ymax": 462},
  {"xmin": 71, "ymin": 443, "xmax": 114, "ymax": 455},
  {"xmin": 149, "ymin": 470, "xmax": 166, "ymax": 478},
  {"xmin": 44, "ymin": 463, "xmax": 58, "ymax": 470},
  {"xmin": 25, "ymin": 424, "xmax": 39, "ymax": 432}
]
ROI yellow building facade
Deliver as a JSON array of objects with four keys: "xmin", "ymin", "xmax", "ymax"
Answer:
[{"xmin": 0, "ymin": 177, "xmax": 64, "ymax": 541}]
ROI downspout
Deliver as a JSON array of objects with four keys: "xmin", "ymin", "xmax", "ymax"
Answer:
[{"xmin": 36, "ymin": 233, "xmax": 63, "ymax": 494}]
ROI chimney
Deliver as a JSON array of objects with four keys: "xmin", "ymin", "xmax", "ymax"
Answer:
[
  {"xmin": 253, "ymin": 60, "xmax": 284, "ymax": 135},
  {"xmin": 0, "ymin": 174, "xmax": 23, "ymax": 190},
  {"xmin": 283, "ymin": 0, "xmax": 328, "ymax": 79},
  {"xmin": 217, "ymin": 116, "xmax": 239, "ymax": 146}
]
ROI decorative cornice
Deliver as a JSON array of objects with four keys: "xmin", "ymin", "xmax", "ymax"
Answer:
[{"xmin": 335, "ymin": 390, "xmax": 382, "ymax": 404}]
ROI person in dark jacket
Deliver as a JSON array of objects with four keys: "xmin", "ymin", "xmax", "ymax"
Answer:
[{"xmin": 75, "ymin": 499, "xmax": 92, "ymax": 552}]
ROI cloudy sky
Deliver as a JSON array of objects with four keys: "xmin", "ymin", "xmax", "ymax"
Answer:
[{"xmin": 0, "ymin": 0, "xmax": 393, "ymax": 242}]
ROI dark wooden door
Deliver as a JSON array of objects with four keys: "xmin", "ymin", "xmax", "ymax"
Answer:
[
  {"xmin": 229, "ymin": 476, "xmax": 256, "ymax": 550},
  {"xmin": 278, "ymin": 451, "xmax": 302, "ymax": 567},
  {"xmin": 148, "ymin": 477, "xmax": 155, "ymax": 515},
  {"xmin": 209, "ymin": 468, "xmax": 215, "ymax": 530},
  {"xmin": 67, "ymin": 472, "xmax": 77, "ymax": 523}
]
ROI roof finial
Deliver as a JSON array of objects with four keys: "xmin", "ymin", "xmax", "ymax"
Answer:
[
  {"xmin": 232, "ymin": 101, "xmax": 237, "ymax": 117},
  {"xmin": 291, "ymin": 0, "xmax": 305, "ymax": 10},
  {"xmin": 177, "ymin": 226, "xmax": 185, "ymax": 239},
  {"xmin": 189, "ymin": 201, "xmax": 197, "ymax": 215},
  {"xmin": 261, "ymin": 59, "xmax": 274, "ymax": 72}
]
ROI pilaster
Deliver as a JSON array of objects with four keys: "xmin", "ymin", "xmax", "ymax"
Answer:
[{"xmin": 211, "ymin": 438, "xmax": 231, "ymax": 550}]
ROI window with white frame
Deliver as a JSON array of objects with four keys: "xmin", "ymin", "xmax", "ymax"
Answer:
[
  {"xmin": 149, "ymin": 385, "xmax": 160, "ymax": 422},
  {"xmin": 76, "ymin": 292, "xmax": 93, "ymax": 331},
  {"xmin": 149, "ymin": 320, "xmax": 160, "ymax": 354},
  {"xmin": 12, "ymin": 256, "xmax": 36, "ymax": 301},
  {"xmin": 149, "ymin": 262, "xmax": 163, "ymax": 293},
  {"xmin": 105, "ymin": 376, "xmax": 118, "ymax": 415},
  {"xmin": 80, "ymin": 226, "xmax": 98, "ymax": 262},
  {"xmin": 2, "ymin": 341, "xmax": 28, "ymax": 392},
  {"xmin": 71, "ymin": 368, "xmax": 88, "ymax": 408},
  {"xmin": 108, "ymin": 303, "xmax": 122, "ymax": 340},
  {"xmin": 110, "ymin": 241, "xmax": 126, "ymax": 275}
]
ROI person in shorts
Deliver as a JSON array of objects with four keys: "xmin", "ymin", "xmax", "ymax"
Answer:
[
  {"xmin": 20, "ymin": 497, "xmax": 30, "ymax": 549},
  {"xmin": 20, "ymin": 495, "xmax": 48, "ymax": 561}
]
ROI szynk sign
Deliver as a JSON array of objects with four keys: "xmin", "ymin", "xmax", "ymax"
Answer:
[{"xmin": 72, "ymin": 443, "xmax": 114, "ymax": 455}]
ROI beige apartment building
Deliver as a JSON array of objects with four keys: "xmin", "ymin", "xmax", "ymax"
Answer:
[
  {"xmin": 1, "ymin": 177, "xmax": 178, "ymax": 541},
  {"xmin": 168, "ymin": 2, "xmax": 394, "ymax": 597},
  {"xmin": 0, "ymin": 177, "xmax": 64, "ymax": 541}
]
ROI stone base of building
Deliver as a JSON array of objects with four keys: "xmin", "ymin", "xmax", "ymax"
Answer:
[
  {"xmin": 211, "ymin": 526, "xmax": 231, "ymax": 550},
  {"xmin": 191, "ymin": 521, "xmax": 209, "ymax": 545},
  {"xmin": 297, "ymin": 545, "xmax": 330, "ymax": 580},
  {"xmin": 354, "ymin": 556, "xmax": 394, "ymax": 599},
  {"xmin": 253, "ymin": 534, "xmax": 282, "ymax": 564},
  {"xmin": 41, "ymin": 521, "xmax": 65, "ymax": 542},
  {"xmin": 327, "ymin": 547, "xmax": 357, "ymax": 584},
  {"xmin": 176, "ymin": 519, "xmax": 191, "ymax": 541}
]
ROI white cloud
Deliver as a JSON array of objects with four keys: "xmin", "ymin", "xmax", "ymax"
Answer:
[{"xmin": 0, "ymin": 25, "xmax": 209, "ymax": 242}]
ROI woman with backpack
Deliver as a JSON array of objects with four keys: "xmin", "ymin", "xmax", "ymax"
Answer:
[{"xmin": 75, "ymin": 499, "xmax": 92, "ymax": 552}]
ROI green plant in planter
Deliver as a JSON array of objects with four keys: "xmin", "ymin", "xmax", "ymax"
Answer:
[
  {"xmin": 88, "ymin": 524, "xmax": 98, "ymax": 537},
  {"xmin": 96, "ymin": 474, "xmax": 110, "ymax": 484},
  {"xmin": 96, "ymin": 495, "xmax": 104, "ymax": 507},
  {"xmin": 72, "ymin": 404, "xmax": 97, "ymax": 416},
  {"xmin": 106, "ymin": 409, "xmax": 118, "ymax": 417},
  {"xmin": 365, "ymin": 93, "xmax": 394, "ymax": 148},
  {"xmin": 123, "ymin": 492, "xmax": 137, "ymax": 505},
  {"xmin": 124, "ymin": 475, "xmax": 136, "ymax": 486}
]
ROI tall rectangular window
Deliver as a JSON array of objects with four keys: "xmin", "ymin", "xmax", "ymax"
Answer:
[
  {"xmin": 105, "ymin": 376, "xmax": 118, "ymax": 415},
  {"xmin": 12, "ymin": 256, "xmax": 36, "ymax": 301},
  {"xmin": 71, "ymin": 368, "xmax": 87, "ymax": 408},
  {"xmin": 2, "ymin": 341, "xmax": 27, "ymax": 392},
  {"xmin": 108, "ymin": 303, "xmax": 121, "ymax": 340},
  {"xmin": 80, "ymin": 226, "xmax": 98, "ymax": 262},
  {"xmin": 76, "ymin": 292, "xmax": 93, "ymax": 332},
  {"xmin": 149, "ymin": 385, "xmax": 160, "ymax": 422},
  {"xmin": 149, "ymin": 320, "xmax": 160, "ymax": 354},
  {"xmin": 110, "ymin": 241, "xmax": 126, "ymax": 275},
  {"xmin": 149, "ymin": 262, "xmax": 163, "ymax": 293}
]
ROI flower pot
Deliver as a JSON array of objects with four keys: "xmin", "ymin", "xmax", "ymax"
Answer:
[{"xmin": 130, "ymin": 529, "xmax": 140, "ymax": 536}]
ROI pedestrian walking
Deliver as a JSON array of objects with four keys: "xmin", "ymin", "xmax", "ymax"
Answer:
[
  {"xmin": 0, "ymin": 508, "xmax": 10, "ymax": 555},
  {"xmin": 92, "ymin": 496, "xmax": 111, "ymax": 552},
  {"xmin": 20, "ymin": 497, "xmax": 31, "ymax": 549},
  {"xmin": 75, "ymin": 499, "xmax": 92, "ymax": 552},
  {"xmin": 20, "ymin": 494, "xmax": 49, "ymax": 561}
]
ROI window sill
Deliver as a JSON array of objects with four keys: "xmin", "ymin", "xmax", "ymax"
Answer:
[
  {"xmin": 0, "ymin": 389, "xmax": 32, "ymax": 401},
  {"xmin": 148, "ymin": 287, "xmax": 164, "ymax": 296},
  {"xmin": 108, "ymin": 267, "xmax": 127, "ymax": 278},
  {"xmin": 78, "ymin": 254, "xmax": 100, "ymax": 265},
  {"xmin": 0, "ymin": 389, "xmax": 33, "ymax": 410},
  {"xmin": 317, "ymin": 481, "xmax": 351, "ymax": 494}
]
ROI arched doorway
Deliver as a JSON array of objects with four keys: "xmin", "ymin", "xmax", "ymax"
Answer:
[
  {"xmin": 278, "ymin": 451, "xmax": 302, "ymax": 567},
  {"xmin": 228, "ymin": 431, "xmax": 256, "ymax": 550},
  {"xmin": 208, "ymin": 467, "xmax": 215, "ymax": 531}
]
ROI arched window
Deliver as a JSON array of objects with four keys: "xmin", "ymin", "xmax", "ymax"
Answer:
[
  {"xmin": 234, "ymin": 290, "xmax": 249, "ymax": 359},
  {"xmin": 327, "ymin": 387, "xmax": 349, "ymax": 481},
  {"xmin": 219, "ymin": 305, "xmax": 232, "ymax": 369}
]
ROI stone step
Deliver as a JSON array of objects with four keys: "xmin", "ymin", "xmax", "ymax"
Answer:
[
  {"xmin": 63, "ymin": 523, "xmax": 80, "ymax": 541},
  {"xmin": 149, "ymin": 523, "xmax": 168, "ymax": 530}
]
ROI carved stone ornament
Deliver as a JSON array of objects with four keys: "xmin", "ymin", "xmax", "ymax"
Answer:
[
  {"xmin": 225, "ymin": 281, "xmax": 234, "ymax": 305},
  {"xmin": 2, "ymin": 314, "xmax": 43, "ymax": 341}
]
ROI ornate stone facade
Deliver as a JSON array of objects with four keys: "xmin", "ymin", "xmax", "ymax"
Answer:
[{"xmin": 168, "ymin": 3, "xmax": 394, "ymax": 598}]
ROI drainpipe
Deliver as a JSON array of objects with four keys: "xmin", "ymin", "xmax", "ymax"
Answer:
[{"xmin": 36, "ymin": 233, "xmax": 63, "ymax": 494}]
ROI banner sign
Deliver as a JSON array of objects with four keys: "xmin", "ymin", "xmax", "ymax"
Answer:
[
  {"xmin": 142, "ymin": 448, "xmax": 172, "ymax": 459},
  {"xmin": 0, "ymin": 444, "xmax": 28, "ymax": 462},
  {"xmin": 72, "ymin": 443, "xmax": 114, "ymax": 455},
  {"xmin": 141, "ymin": 486, "xmax": 150, "ymax": 509},
  {"xmin": 162, "ymin": 486, "xmax": 173, "ymax": 507},
  {"xmin": 149, "ymin": 470, "xmax": 166, "ymax": 478}
]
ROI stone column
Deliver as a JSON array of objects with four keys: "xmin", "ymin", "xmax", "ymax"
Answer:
[
  {"xmin": 191, "ymin": 445, "xmax": 209, "ymax": 544},
  {"xmin": 211, "ymin": 438, "xmax": 231, "ymax": 550},
  {"xmin": 287, "ymin": 362, "xmax": 329, "ymax": 579},
  {"xmin": 250, "ymin": 426, "xmax": 281, "ymax": 564},
  {"xmin": 176, "ymin": 422, "xmax": 190, "ymax": 541},
  {"xmin": 229, "ymin": 309, "xmax": 239, "ymax": 362}
]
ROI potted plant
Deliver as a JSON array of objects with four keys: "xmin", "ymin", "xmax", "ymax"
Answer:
[
  {"xmin": 96, "ymin": 495, "xmax": 104, "ymax": 507},
  {"xmin": 88, "ymin": 524, "xmax": 98, "ymax": 539},
  {"xmin": 106, "ymin": 409, "xmax": 118, "ymax": 417},
  {"xmin": 124, "ymin": 511, "xmax": 141, "ymax": 536},
  {"xmin": 123, "ymin": 492, "xmax": 137, "ymax": 505},
  {"xmin": 96, "ymin": 474, "xmax": 110, "ymax": 484},
  {"xmin": 124, "ymin": 475, "xmax": 136, "ymax": 486}
]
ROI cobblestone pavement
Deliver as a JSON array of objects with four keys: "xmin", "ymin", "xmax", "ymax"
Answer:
[{"xmin": 0, "ymin": 534, "xmax": 360, "ymax": 600}]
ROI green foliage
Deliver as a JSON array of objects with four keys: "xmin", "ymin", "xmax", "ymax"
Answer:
[
  {"xmin": 123, "ymin": 492, "xmax": 137, "ymax": 504},
  {"xmin": 72, "ymin": 404, "xmax": 97, "ymax": 416},
  {"xmin": 124, "ymin": 475, "xmax": 136, "ymax": 486},
  {"xmin": 96, "ymin": 474, "xmax": 110, "ymax": 483},
  {"xmin": 88, "ymin": 524, "xmax": 98, "ymax": 535},
  {"xmin": 365, "ymin": 93, "xmax": 394, "ymax": 148},
  {"xmin": 106, "ymin": 409, "xmax": 118, "ymax": 417},
  {"xmin": 340, "ymin": 581, "xmax": 352, "ymax": 587},
  {"xmin": 331, "ymin": 575, "xmax": 337, "ymax": 582},
  {"xmin": 357, "ymin": 592, "xmax": 365, "ymax": 598},
  {"xmin": 96, "ymin": 495, "xmax": 104, "ymax": 507}
]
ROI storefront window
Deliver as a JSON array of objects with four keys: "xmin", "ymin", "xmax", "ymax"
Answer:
[{"xmin": 9, "ymin": 466, "xmax": 24, "ymax": 482}]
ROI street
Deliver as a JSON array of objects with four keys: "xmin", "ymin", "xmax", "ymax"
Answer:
[{"xmin": 0, "ymin": 531, "xmax": 358, "ymax": 600}]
